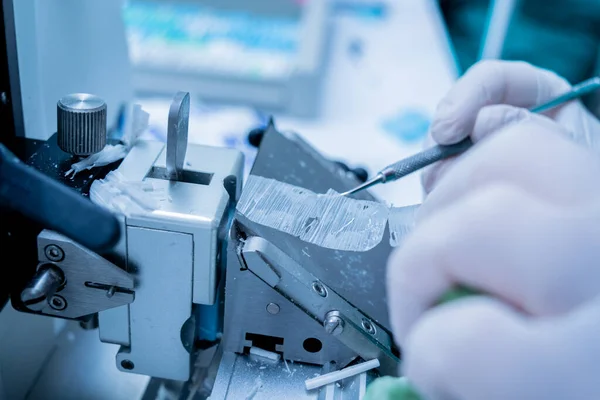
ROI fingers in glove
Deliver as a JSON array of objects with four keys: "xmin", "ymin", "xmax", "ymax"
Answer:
[
  {"xmin": 403, "ymin": 296, "xmax": 600, "ymax": 400},
  {"xmin": 421, "ymin": 132, "xmax": 460, "ymax": 194},
  {"xmin": 387, "ymin": 183, "xmax": 600, "ymax": 346},
  {"xmin": 431, "ymin": 60, "xmax": 570, "ymax": 145},
  {"xmin": 422, "ymin": 104, "xmax": 542, "ymax": 194},
  {"xmin": 418, "ymin": 118, "xmax": 600, "ymax": 220}
]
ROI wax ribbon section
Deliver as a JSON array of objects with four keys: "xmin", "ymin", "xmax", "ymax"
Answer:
[
  {"xmin": 237, "ymin": 175, "xmax": 418, "ymax": 252},
  {"xmin": 388, "ymin": 206, "xmax": 418, "ymax": 247}
]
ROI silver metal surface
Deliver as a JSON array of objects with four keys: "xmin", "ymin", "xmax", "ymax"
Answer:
[
  {"xmin": 223, "ymin": 251, "xmax": 357, "ymax": 367},
  {"xmin": 57, "ymin": 93, "xmax": 107, "ymax": 156},
  {"xmin": 211, "ymin": 352, "xmax": 373, "ymax": 400},
  {"xmin": 99, "ymin": 304, "xmax": 130, "ymax": 346},
  {"xmin": 95, "ymin": 134, "xmax": 242, "ymax": 381},
  {"xmin": 33, "ymin": 230, "xmax": 134, "ymax": 319},
  {"xmin": 223, "ymin": 127, "xmax": 402, "ymax": 377},
  {"xmin": 166, "ymin": 91, "xmax": 190, "ymax": 180},
  {"xmin": 266, "ymin": 303, "xmax": 280, "ymax": 315},
  {"xmin": 242, "ymin": 237, "xmax": 398, "ymax": 375},
  {"xmin": 116, "ymin": 138, "xmax": 243, "ymax": 306},
  {"xmin": 98, "ymin": 215, "xmax": 131, "ymax": 347},
  {"xmin": 116, "ymin": 227, "xmax": 194, "ymax": 381}
]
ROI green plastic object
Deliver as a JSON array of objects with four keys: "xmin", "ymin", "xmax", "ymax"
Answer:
[
  {"xmin": 363, "ymin": 377, "xmax": 421, "ymax": 400},
  {"xmin": 366, "ymin": 285, "xmax": 480, "ymax": 400},
  {"xmin": 436, "ymin": 285, "xmax": 480, "ymax": 305}
]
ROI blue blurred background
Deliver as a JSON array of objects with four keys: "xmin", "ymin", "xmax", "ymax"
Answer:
[{"xmin": 119, "ymin": 0, "xmax": 600, "ymax": 205}]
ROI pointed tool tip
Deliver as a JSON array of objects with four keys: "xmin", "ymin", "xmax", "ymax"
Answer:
[{"xmin": 340, "ymin": 175, "xmax": 383, "ymax": 197}]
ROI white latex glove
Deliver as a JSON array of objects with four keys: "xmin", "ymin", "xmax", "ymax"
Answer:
[
  {"xmin": 387, "ymin": 118, "xmax": 600, "ymax": 400},
  {"xmin": 422, "ymin": 60, "xmax": 600, "ymax": 194}
]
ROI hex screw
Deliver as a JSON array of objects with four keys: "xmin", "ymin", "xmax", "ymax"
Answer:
[
  {"xmin": 45, "ymin": 244, "xmax": 65, "ymax": 262},
  {"xmin": 361, "ymin": 318, "xmax": 376, "ymax": 335},
  {"xmin": 49, "ymin": 295, "xmax": 67, "ymax": 311},
  {"xmin": 312, "ymin": 281, "xmax": 328, "ymax": 297}
]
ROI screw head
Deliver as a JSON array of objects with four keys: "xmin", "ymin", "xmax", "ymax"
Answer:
[
  {"xmin": 324, "ymin": 311, "xmax": 344, "ymax": 335},
  {"xmin": 361, "ymin": 318, "xmax": 376, "ymax": 335},
  {"xmin": 45, "ymin": 244, "xmax": 64, "ymax": 262},
  {"xmin": 49, "ymin": 295, "xmax": 67, "ymax": 311},
  {"xmin": 266, "ymin": 302, "xmax": 280, "ymax": 314},
  {"xmin": 312, "ymin": 281, "xmax": 328, "ymax": 297}
]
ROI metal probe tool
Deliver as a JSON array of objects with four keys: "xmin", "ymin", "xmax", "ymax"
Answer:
[{"xmin": 341, "ymin": 76, "xmax": 600, "ymax": 197}]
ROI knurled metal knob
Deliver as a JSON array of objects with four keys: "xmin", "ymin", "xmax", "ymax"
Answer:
[{"xmin": 57, "ymin": 93, "xmax": 107, "ymax": 156}]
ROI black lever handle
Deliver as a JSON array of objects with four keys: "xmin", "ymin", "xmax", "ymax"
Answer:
[{"xmin": 0, "ymin": 144, "xmax": 120, "ymax": 251}]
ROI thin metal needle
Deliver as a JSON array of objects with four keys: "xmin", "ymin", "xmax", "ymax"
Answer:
[
  {"xmin": 340, "ymin": 75, "xmax": 600, "ymax": 197},
  {"xmin": 339, "ymin": 174, "xmax": 384, "ymax": 196}
]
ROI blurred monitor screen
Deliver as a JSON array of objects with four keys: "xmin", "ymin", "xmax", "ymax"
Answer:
[{"xmin": 123, "ymin": 0, "xmax": 302, "ymax": 81}]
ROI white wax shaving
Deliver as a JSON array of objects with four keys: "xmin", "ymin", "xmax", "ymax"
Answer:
[
  {"xmin": 245, "ymin": 376, "xmax": 263, "ymax": 400},
  {"xmin": 237, "ymin": 176, "xmax": 389, "ymax": 252},
  {"xmin": 66, "ymin": 144, "xmax": 129, "ymax": 177},
  {"xmin": 283, "ymin": 358, "xmax": 292, "ymax": 375},
  {"xmin": 121, "ymin": 104, "xmax": 151, "ymax": 147},
  {"xmin": 305, "ymin": 359, "xmax": 380, "ymax": 391},
  {"xmin": 388, "ymin": 205, "xmax": 419, "ymax": 247},
  {"xmin": 66, "ymin": 104, "xmax": 149, "ymax": 176},
  {"xmin": 249, "ymin": 347, "xmax": 281, "ymax": 361},
  {"xmin": 237, "ymin": 175, "xmax": 418, "ymax": 252},
  {"xmin": 90, "ymin": 170, "xmax": 160, "ymax": 216},
  {"xmin": 302, "ymin": 189, "xmax": 388, "ymax": 251}
]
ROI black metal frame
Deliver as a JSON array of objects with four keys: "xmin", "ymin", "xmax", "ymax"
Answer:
[
  {"xmin": 0, "ymin": 0, "xmax": 23, "ymax": 147},
  {"xmin": 0, "ymin": 2, "xmax": 122, "ymax": 312},
  {"xmin": 0, "ymin": 0, "xmax": 19, "ymax": 309}
]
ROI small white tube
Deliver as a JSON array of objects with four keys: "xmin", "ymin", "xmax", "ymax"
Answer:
[
  {"xmin": 249, "ymin": 346, "xmax": 281, "ymax": 361},
  {"xmin": 305, "ymin": 359, "xmax": 380, "ymax": 391}
]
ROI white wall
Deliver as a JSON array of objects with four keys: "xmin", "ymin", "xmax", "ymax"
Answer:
[{"xmin": 13, "ymin": 0, "xmax": 133, "ymax": 139}]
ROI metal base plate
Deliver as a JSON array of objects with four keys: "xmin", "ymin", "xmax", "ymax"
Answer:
[{"xmin": 210, "ymin": 352, "xmax": 374, "ymax": 400}]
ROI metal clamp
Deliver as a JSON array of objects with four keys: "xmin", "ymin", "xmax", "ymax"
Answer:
[
  {"xmin": 240, "ymin": 236, "xmax": 399, "ymax": 375},
  {"xmin": 25, "ymin": 230, "xmax": 135, "ymax": 319}
]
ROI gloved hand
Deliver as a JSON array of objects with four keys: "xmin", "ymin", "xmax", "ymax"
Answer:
[
  {"xmin": 387, "ymin": 118, "xmax": 600, "ymax": 400},
  {"xmin": 422, "ymin": 60, "xmax": 600, "ymax": 194}
]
